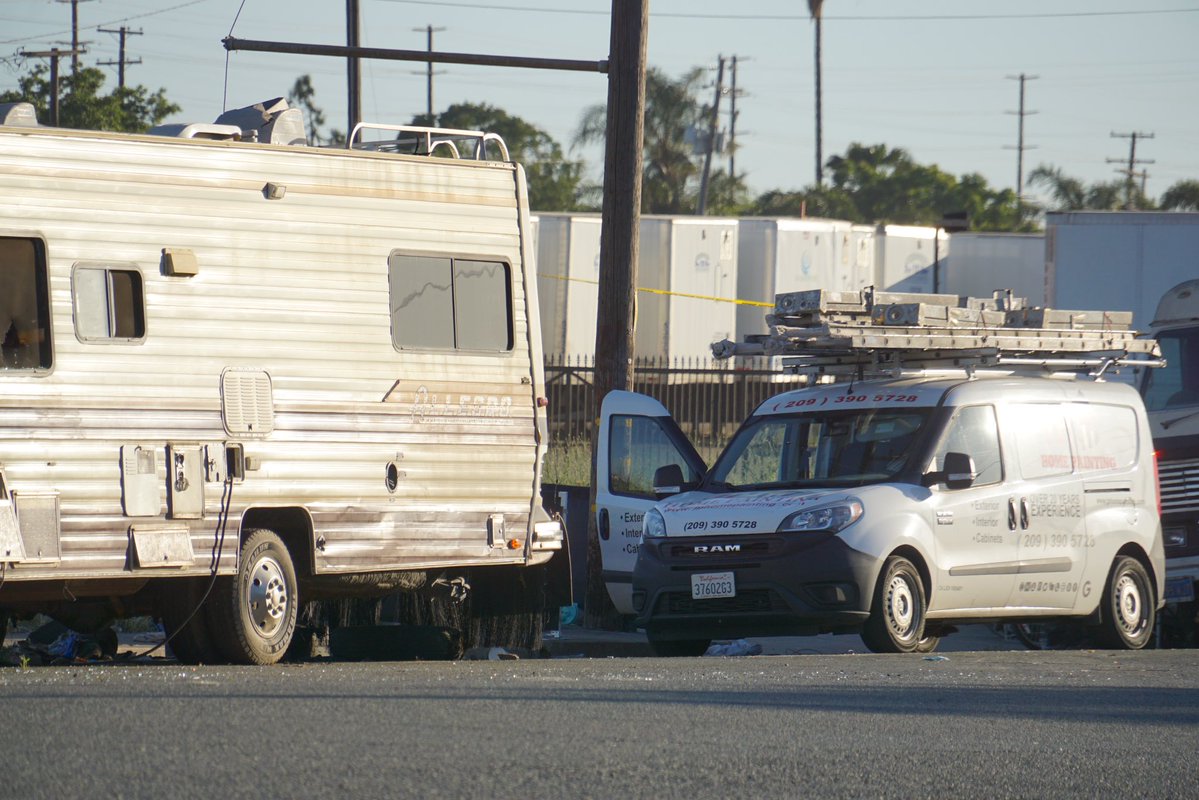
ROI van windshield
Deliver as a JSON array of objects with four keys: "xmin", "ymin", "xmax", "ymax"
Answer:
[{"xmin": 705, "ymin": 408, "xmax": 933, "ymax": 490}]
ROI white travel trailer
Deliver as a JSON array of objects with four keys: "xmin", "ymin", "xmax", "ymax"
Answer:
[
  {"xmin": 0, "ymin": 99, "xmax": 564, "ymax": 664},
  {"xmin": 534, "ymin": 212, "xmax": 602, "ymax": 360},
  {"xmin": 875, "ymin": 224, "xmax": 948, "ymax": 294}
]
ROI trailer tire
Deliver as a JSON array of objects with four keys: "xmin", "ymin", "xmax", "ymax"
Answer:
[
  {"xmin": 1095, "ymin": 555, "xmax": 1155, "ymax": 650},
  {"xmin": 208, "ymin": 529, "xmax": 298, "ymax": 665},
  {"xmin": 158, "ymin": 578, "xmax": 223, "ymax": 664}
]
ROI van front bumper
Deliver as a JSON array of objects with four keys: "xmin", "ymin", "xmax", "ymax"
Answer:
[{"xmin": 632, "ymin": 533, "xmax": 877, "ymax": 641}]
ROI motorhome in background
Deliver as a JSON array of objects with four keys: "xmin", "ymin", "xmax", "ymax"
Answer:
[
  {"xmin": 874, "ymin": 224, "xmax": 948, "ymax": 294},
  {"xmin": 942, "ymin": 232, "xmax": 1046, "ymax": 305},
  {"xmin": 534, "ymin": 213, "xmax": 601, "ymax": 360},
  {"xmin": 635, "ymin": 216, "xmax": 739, "ymax": 362}
]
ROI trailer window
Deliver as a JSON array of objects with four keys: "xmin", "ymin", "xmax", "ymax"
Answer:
[
  {"xmin": 0, "ymin": 237, "xmax": 52, "ymax": 371},
  {"xmin": 73, "ymin": 266, "xmax": 146, "ymax": 341},
  {"xmin": 388, "ymin": 254, "xmax": 512, "ymax": 351}
]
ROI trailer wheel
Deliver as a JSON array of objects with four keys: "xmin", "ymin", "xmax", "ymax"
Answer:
[
  {"xmin": 158, "ymin": 578, "xmax": 223, "ymax": 664},
  {"xmin": 208, "ymin": 529, "xmax": 298, "ymax": 665},
  {"xmin": 861, "ymin": 556, "xmax": 929, "ymax": 653},
  {"xmin": 1095, "ymin": 556, "xmax": 1155, "ymax": 650}
]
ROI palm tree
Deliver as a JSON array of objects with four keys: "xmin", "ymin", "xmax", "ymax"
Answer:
[
  {"xmin": 810, "ymin": 0, "xmax": 825, "ymax": 186},
  {"xmin": 575, "ymin": 67, "xmax": 706, "ymax": 214}
]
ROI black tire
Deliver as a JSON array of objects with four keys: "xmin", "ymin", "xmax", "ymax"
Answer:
[
  {"xmin": 158, "ymin": 578, "xmax": 223, "ymax": 664},
  {"xmin": 1012, "ymin": 622, "xmax": 1048, "ymax": 651},
  {"xmin": 208, "ymin": 529, "xmax": 299, "ymax": 665},
  {"xmin": 1095, "ymin": 555, "xmax": 1155, "ymax": 650},
  {"xmin": 647, "ymin": 635, "xmax": 710, "ymax": 657},
  {"xmin": 861, "ymin": 556, "xmax": 929, "ymax": 654}
]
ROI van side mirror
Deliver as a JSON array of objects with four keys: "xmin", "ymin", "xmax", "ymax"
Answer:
[
  {"xmin": 652, "ymin": 464, "xmax": 688, "ymax": 499},
  {"xmin": 923, "ymin": 451, "xmax": 976, "ymax": 490}
]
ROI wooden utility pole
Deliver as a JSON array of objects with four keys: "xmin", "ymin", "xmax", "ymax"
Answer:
[
  {"xmin": 412, "ymin": 25, "xmax": 446, "ymax": 123},
  {"xmin": 696, "ymin": 55, "xmax": 725, "ymax": 216},
  {"xmin": 346, "ymin": 0, "xmax": 361, "ymax": 135},
  {"xmin": 585, "ymin": 0, "xmax": 649, "ymax": 629},
  {"xmin": 55, "ymin": 0, "xmax": 94, "ymax": 73},
  {"xmin": 1108, "ymin": 131, "xmax": 1155, "ymax": 210},
  {"xmin": 1004, "ymin": 73, "xmax": 1038, "ymax": 203},
  {"xmin": 18, "ymin": 48, "xmax": 85, "ymax": 126},
  {"xmin": 97, "ymin": 26, "xmax": 143, "ymax": 88},
  {"xmin": 809, "ymin": 0, "xmax": 824, "ymax": 185}
]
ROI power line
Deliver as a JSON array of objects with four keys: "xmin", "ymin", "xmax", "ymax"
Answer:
[
  {"xmin": 379, "ymin": 1, "xmax": 1199, "ymax": 22},
  {"xmin": 0, "ymin": 0, "xmax": 209, "ymax": 47},
  {"xmin": 411, "ymin": 24, "xmax": 446, "ymax": 122}
]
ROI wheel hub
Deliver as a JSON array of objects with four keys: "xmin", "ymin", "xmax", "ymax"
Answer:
[
  {"xmin": 248, "ymin": 555, "xmax": 289, "ymax": 638},
  {"xmin": 1114, "ymin": 574, "xmax": 1142, "ymax": 631},
  {"xmin": 888, "ymin": 576, "xmax": 914, "ymax": 633}
]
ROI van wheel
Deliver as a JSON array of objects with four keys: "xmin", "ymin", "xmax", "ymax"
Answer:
[
  {"xmin": 861, "ymin": 556, "xmax": 928, "ymax": 654},
  {"xmin": 648, "ymin": 635, "xmax": 710, "ymax": 657},
  {"xmin": 208, "ymin": 530, "xmax": 298, "ymax": 665},
  {"xmin": 1096, "ymin": 556, "xmax": 1155, "ymax": 650},
  {"xmin": 158, "ymin": 578, "xmax": 223, "ymax": 664}
]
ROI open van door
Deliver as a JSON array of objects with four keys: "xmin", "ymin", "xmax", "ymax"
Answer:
[{"xmin": 596, "ymin": 390, "xmax": 706, "ymax": 614}]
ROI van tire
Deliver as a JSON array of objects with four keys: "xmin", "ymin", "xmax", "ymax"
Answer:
[
  {"xmin": 1096, "ymin": 556, "xmax": 1155, "ymax": 650},
  {"xmin": 208, "ymin": 529, "xmax": 298, "ymax": 665},
  {"xmin": 861, "ymin": 556, "xmax": 929, "ymax": 654}
]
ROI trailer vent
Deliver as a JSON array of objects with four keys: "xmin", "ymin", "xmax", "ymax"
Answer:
[{"xmin": 221, "ymin": 368, "xmax": 275, "ymax": 438}]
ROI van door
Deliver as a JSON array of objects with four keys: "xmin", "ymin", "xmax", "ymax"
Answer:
[
  {"xmin": 926, "ymin": 405, "xmax": 1019, "ymax": 612},
  {"xmin": 596, "ymin": 390, "xmax": 706, "ymax": 614},
  {"xmin": 1001, "ymin": 403, "xmax": 1089, "ymax": 610}
]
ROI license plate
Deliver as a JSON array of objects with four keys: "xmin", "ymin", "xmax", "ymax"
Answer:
[
  {"xmin": 1165, "ymin": 576, "xmax": 1195, "ymax": 604},
  {"xmin": 692, "ymin": 571, "xmax": 736, "ymax": 600}
]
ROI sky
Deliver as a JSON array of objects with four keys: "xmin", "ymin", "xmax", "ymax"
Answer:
[{"xmin": 2, "ymin": 0, "xmax": 1197, "ymax": 209}]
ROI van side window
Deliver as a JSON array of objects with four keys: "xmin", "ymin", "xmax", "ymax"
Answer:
[
  {"xmin": 609, "ymin": 414, "xmax": 701, "ymax": 499},
  {"xmin": 932, "ymin": 405, "xmax": 1002, "ymax": 486},
  {"xmin": 388, "ymin": 253, "xmax": 512, "ymax": 352},
  {"xmin": 1008, "ymin": 403, "xmax": 1072, "ymax": 479},
  {"xmin": 0, "ymin": 237, "xmax": 52, "ymax": 370},
  {"xmin": 1068, "ymin": 404, "xmax": 1137, "ymax": 473},
  {"xmin": 73, "ymin": 266, "xmax": 146, "ymax": 341}
]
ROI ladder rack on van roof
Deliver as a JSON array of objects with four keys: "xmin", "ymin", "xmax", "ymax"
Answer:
[{"xmin": 712, "ymin": 288, "xmax": 1164, "ymax": 377}]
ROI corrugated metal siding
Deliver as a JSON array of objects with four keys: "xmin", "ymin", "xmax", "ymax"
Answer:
[{"xmin": 0, "ymin": 128, "xmax": 540, "ymax": 580}]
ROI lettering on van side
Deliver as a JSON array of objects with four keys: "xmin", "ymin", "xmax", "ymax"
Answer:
[{"xmin": 1027, "ymin": 493, "xmax": 1082, "ymax": 519}]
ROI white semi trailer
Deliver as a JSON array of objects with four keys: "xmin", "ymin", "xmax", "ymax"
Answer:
[{"xmin": 0, "ymin": 98, "xmax": 564, "ymax": 664}]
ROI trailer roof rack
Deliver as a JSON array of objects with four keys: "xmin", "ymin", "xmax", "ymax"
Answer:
[{"xmin": 712, "ymin": 288, "xmax": 1164, "ymax": 377}]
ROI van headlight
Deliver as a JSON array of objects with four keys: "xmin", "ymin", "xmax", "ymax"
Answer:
[
  {"xmin": 643, "ymin": 508, "xmax": 667, "ymax": 539},
  {"xmin": 777, "ymin": 500, "xmax": 863, "ymax": 534}
]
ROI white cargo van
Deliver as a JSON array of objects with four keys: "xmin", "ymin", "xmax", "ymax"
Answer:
[{"xmin": 597, "ymin": 290, "xmax": 1165, "ymax": 654}]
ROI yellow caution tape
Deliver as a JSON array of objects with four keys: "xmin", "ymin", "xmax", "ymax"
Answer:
[{"xmin": 537, "ymin": 272, "xmax": 773, "ymax": 308}]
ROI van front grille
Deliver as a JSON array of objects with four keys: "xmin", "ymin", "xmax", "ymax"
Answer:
[
  {"xmin": 1159, "ymin": 457, "xmax": 1199, "ymax": 515},
  {"xmin": 657, "ymin": 589, "xmax": 786, "ymax": 616}
]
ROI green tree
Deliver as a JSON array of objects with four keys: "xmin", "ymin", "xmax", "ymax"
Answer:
[
  {"xmin": 417, "ymin": 102, "xmax": 582, "ymax": 211},
  {"xmin": 1160, "ymin": 179, "xmax": 1199, "ymax": 211},
  {"xmin": 1027, "ymin": 164, "xmax": 1151, "ymax": 211},
  {"xmin": 751, "ymin": 143, "xmax": 1035, "ymax": 231},
  {"xmin": 575, "ymin": 67, "xmax": 707, "ymax": 214},
  {"xmin": 287, "ymin": 75, "xmax": 344, "ymax": 146},
  {"xmin": 0, "ymin": 65, "xmax": 177, "ymax": 132}
]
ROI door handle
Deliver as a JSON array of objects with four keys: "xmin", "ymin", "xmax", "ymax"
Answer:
[
  {"xmin": 1020, "ymin": 497, "xmax": 1030, "ymax": 530},
  {"xmin": 598, "ymin": 507, "xmax": 610, "ymax": 541},
  {"xmin": 1008, "ymin": 498, "xmax": 1018, "ymax": 531}
]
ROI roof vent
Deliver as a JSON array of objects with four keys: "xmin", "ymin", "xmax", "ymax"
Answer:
[
  {"xmin": 0, "ymin": 102, "xmax": 38, "ymax": 127},
  {"xmin": 148, "ymin": 122, "xmax": 242, "ymax": 140},
  {"xmin": 215, "ymin": 97, "xmax": 308, "ymax": 146}
]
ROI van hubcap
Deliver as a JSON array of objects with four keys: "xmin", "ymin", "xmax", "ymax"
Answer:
[
  {"xmin": 1114, "ymin": 574, "xmax": 1142, "ymax": 632},
  {"xmin": 887, "ymin": 575, "xmax": 915, "ymax": 634}
]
